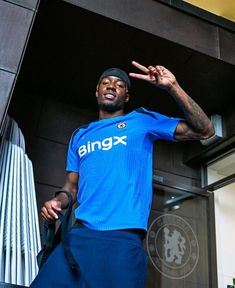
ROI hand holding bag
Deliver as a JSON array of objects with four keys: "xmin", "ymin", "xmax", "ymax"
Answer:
[{"xmin": 36, "ymin": 190, "xmax": 79, "ymax": 270}]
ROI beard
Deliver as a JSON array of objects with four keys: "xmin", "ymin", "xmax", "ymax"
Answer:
[{"xmin": 97, "ymin": 98, "xmax": 125, "ymax": 113}]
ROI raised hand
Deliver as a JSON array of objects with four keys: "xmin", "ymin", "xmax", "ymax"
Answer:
[{"xmin": 129, "ymin": 61, "xmax": 177, "ymax": 91}]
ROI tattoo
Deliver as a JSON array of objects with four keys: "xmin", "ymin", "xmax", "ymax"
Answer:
[
  {"xmin": 170, "ymin": 84, "xmax": 214, "ymax": 141},
  {"xmin": 185, "ymin": 98, "xmax": 210, "ymax": 132},
  {"xmin": 175, "ymin": 121, "xmax": 207, "ymax": 141}
]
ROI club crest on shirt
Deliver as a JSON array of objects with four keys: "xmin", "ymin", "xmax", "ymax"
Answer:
[{"xmin": 117, "ymin": 122, "xmax": 126, "ymax": 129}]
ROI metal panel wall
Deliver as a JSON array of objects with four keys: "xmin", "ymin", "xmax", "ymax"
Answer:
[
  {"xmin": 64, "ymin": 0, "xmax": 235, "ymax": 66},
  {"xmin": 0, "ymin": 71, "xmax": 15, "ymax": 131},
  {"xmin": 0, "ymin": 0, "xmax": 39, "ymax": 134},
  {"xmin": 6, "ymin": 0, "xmax": 38, "ymax": 10}
]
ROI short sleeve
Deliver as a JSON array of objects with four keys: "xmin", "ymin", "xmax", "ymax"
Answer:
[
  {"xmin": 66, "ymin": 131, "xmax": 80, "ymax": 173},
  {"xmin": 136, "ymin": 107, "xmax": 182, "ymax": 141}
]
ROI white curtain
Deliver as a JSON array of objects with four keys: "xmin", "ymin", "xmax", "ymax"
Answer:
[{"xmin": 0, "ymin": 116, "xmax": 41, "ymax": 287}]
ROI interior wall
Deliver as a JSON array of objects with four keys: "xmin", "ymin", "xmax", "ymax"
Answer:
[
  {"xmin": 224, "ymin": 105, "xmax": 235, "ymax": 136},
  {"xmin": 153, "ymin": 140, "xmax": 201, "ymax": 188},
  {"xmin": 8, "ymin": 92, "xmax": 97, "ymax": 233},
  {"xmin": 214, "ymin": 182, "xmax": 235, "ymax": 287}
]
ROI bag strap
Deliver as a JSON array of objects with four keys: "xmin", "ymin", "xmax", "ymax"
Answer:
[
  {"xmin": 43, "ymin": 222, "xmax": 56, "ymax": 248},
  {"xmin": 54, "ymin": 189, "xmax": 73, "ymax": 225},
  {"xmin": 54, "ymin": 190, "xmax": 79, "ymax": 270}
]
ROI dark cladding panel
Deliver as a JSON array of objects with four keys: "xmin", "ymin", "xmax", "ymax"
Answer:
[
  {"xmin": 6, "ymin": 0, "xmax": 39, "ymax": 10},
  {"xmin": 0, "ymin": 0, "xmax": 33, "ymax": 73},
  {"xmin": 36, "ymin": 99, "xmax": 96, "ymax": 144},
  {"xmin": 27, "ymin": 137, "xmax": 67, "ymax": 188},
  {"xmin": 153, "ymin": 141, "xmax": 200, "ymax": 181},
  {"xmin": 219, "ymin": 28, "xmax": 235, "ymax": 65},
  {"xmin": 224, "ymin": 106, "xmax": 235, "ymax": 136},
  {"xmin": 65, "ymin": 0, "xmax": 219, "ymax": 59},
  {"xmin": 0, "ymin": 70, "xmax": 15, "ymax": 126}
]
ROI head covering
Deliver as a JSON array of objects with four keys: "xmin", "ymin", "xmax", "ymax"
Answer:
[{"xmin": 98, "ymin": 68, "xmax": 131, "ymax": 90}]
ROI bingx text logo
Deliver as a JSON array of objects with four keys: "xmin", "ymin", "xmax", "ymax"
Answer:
[{"xmin": 78, "ymin": 135, "xmax": 127, "ymax": 157}]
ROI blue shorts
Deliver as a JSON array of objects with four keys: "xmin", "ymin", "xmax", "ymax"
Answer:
[{"xmin": 30, "ymin": 226, "xmax": 148, "ymax": 288}]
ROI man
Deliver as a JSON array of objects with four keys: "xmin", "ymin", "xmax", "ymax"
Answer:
[{"xmin": 31, "ymin": 61, "xmax": 214, "ymax": 287}]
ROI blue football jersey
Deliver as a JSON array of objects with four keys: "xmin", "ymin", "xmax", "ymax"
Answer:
[{"xmin": 66, "ymin": 108, "xmax": 181, "ymax": 231}]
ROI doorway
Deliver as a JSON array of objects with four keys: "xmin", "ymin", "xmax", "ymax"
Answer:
[
  {"xmin": 145, "ymin": 183, "xmax": 216, "ymax": 288},
  {"xmin": 214, "ymin": 182, "xmax": 235, "ymax": 288},
  {"xmin": 203, "ymin": 150, "xmax": 235, "ymax": 288}
]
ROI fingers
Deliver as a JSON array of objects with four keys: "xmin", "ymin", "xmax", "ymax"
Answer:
[
  {"xmin": 148, "ymin": 65, "xmax": 165, "ymax": 77},
  {"xmin": 129, "ymin": 61, "xmax": 149, "ymax": 80},
  {"xmin": 147, "ymin": 65, "xmax": 159, "ymax": 80},
  {"xmin": 155, "ymin": 65, "xmax": 165, "ymax": 76},
  {"xmin": 129, "ymin": 61, "xmax": 152, "ymax": 80},
  {"xmin": 131, "ymin": 61, "xmax": 165, "ymax": 74},
  {"xmin": 131, "ymin": 61, "xmax": 149, "ymax": 73},
  {"xmin": 41, "ymin": 199, "xmax": 62, "ymax": 222},
  {"xmin": 130, "ymin": 61, "xmax": 166, "ymax": 82},
  {"xmin": 129, "ymin": 72, "xmax": 149, "ymax": 80}
]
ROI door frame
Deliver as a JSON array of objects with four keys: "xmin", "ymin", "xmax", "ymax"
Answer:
[{"xmin": 152, "ymin": 179, "xmax": 218, "ymax": 288}]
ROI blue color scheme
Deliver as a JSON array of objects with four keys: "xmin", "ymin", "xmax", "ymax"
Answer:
[
  {"xmin": 66, "ymin": 108, "xmax": 181, "ymax": 231},
  {"xmin": 30, "ymin": 227, "xmax": 147, "ymax": 288}
]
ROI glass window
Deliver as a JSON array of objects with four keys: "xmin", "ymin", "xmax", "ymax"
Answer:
[
  {"xmin": 214, "ymin": 182, "xmax": 235, "ymax": 287},
  {"xmin": 144, "ymin": 185, "xmax": 213, "ymax": 287},
  {"xmin": 206, "ymin": 150, "xmax": 235, "ymax": 185}
]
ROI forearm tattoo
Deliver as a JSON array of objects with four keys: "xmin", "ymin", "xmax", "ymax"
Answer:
[{"xmin": 172, "ymin": 86, "xmax": 214, "ymax": 141}]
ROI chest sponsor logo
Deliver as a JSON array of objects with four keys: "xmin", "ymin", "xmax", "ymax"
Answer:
[{"xmin": 78, "ymin": 135, "xmax": 127, "ymax": 157}]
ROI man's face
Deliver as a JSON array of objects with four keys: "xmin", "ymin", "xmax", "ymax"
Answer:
[{"xmin": 96, "ymin": 76, "xmax": 129, "ymax": 113}]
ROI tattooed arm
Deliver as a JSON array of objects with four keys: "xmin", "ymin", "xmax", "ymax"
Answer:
[
  {"xmin": 166, "ymin": 81, "xmax": 214, "ymax": 141},
  {"xmin": 129, "ymin": 61, "xmax": 215, "ymax": 141}
]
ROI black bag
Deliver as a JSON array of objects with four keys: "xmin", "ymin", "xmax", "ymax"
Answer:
[{"xmin": 36, "ymin": 190, "xmax": 79, "ymax": 270}]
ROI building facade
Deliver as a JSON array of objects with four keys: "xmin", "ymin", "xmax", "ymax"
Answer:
[{"xmin": 0, "ymin": 0, "xmax": 235, "ymax": 287}]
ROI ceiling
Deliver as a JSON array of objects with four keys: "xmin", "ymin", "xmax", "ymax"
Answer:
[{"xmin": 12, "ymin": 0, "xmax": 235, "ymax": 119}]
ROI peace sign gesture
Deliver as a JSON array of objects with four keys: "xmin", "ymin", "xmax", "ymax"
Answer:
[{"xmin": 129, "ymin": 61, "xmax": 177, "ymax": 91}]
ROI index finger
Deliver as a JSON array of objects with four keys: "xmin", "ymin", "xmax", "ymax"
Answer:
[{"xmin": 131, "ymin": 61, "xmax": 149, "ymax": 74}]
